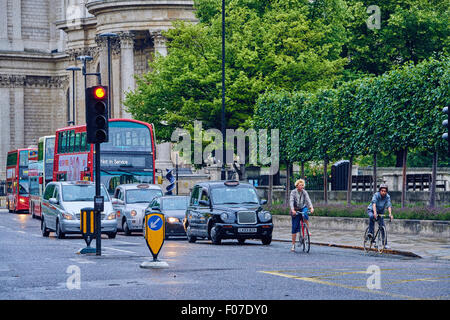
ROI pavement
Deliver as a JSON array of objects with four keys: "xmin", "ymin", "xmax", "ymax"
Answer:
[{"xmin": 272, "ymin": 225, "xmax": 450, "ymax": 261}]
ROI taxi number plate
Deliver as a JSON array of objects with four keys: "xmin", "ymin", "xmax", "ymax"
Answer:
[{"xmin": 238, "ymin": 228, "xmax": 257, "ymax": 233}]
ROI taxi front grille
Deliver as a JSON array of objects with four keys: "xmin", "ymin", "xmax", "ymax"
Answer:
[
  {"xmin": 75, "ymin": 213, "xmax": 106, "ymax": 220},
  {"xmin": 237, "ymin": 211, "xmax": 257, "ymax": 224}
]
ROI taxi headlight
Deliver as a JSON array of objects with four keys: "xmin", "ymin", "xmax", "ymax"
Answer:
[
  {"xmin": 220, "ymin": 212, "xmax": 235, "ymax": 223},
  {"xmin": 107, "ymin": 212, "xmax": 116, "ymax": 220},
  {"xmin": 258, "ymin": 211, "xmax": 272, "ymax": 222},
  {"xmin": 130, "ymin": 210, "xmax": 137, "ymax": 217},
  {"xmin": 62, "ymin": 213, "xmax": 74, "ymax": 220},
  {"xmin": 167, "ymin": 217, "xmax": 180, "ymax": 224}
]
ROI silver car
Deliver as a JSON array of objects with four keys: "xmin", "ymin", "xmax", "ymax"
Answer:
[
  {"xmin": 41, "ymin": 181, "xmax": 117, "ymax": 239},
  {"xmin": 112, "ymin": 183, "xmax": 163, "ymax": 235}
]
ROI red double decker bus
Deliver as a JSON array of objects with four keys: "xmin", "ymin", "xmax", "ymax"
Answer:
[
  {"xmin": 6, "ymin": 148, "xmax": 38, "ymax": 213},
  {"xmin": 53, "ymin": 119, "xmax": 156, "ymax": 194}
]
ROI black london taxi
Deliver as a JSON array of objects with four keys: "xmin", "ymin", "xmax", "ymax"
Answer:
[{"xmin": 183, "ymin": 181, "xmax": 273, "ymax": 245}]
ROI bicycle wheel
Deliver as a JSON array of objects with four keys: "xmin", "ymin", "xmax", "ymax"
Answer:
[
  {"xmin": 376, "ymin": 226, "xmax": 387, "ymax": 253},
  {"xmin": 301, "ymin": 223, "xmax": 310, "ymax": 253},
  {"xmin": 363, "ymin": 227, "xmax": 373, "ymax": 253}
]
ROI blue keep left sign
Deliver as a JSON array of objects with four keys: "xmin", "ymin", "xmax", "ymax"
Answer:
[{"xmin": 148, "ymin": 215, "xmax": 163, "ymax": 231}]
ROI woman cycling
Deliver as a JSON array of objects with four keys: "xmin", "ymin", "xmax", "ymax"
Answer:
[{"xmin": 289, "ymin": 179, "xmax": 314, "ymax": 252}]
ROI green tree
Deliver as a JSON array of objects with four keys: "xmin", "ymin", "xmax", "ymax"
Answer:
[{"xmin": 125, "ymin": 0, "xmax": 349, "ymax": 142}]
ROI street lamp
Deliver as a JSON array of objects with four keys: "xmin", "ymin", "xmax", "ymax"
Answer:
[
  {"xmin": 221, "ymin": 0, "xmax": 226, "ymax": 180},
  {"xmin": 98, "ymin": 32, "xmax": 118, "ymax": 119},
  {"xmin": 66, "ymin": 66, "xmax": 81, "ymax": 126}
]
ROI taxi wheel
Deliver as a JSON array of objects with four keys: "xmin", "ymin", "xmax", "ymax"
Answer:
[
  {"xmin": 123, "ymin": 220, "xmax": 131, "ymax": 236},
  {"xmin": 56, "ymin": 220, "xmax": 66, "ymax": 239},
  {"xmin": 107, "ymin": 232, "xmax": 117, "ymax": 239},
  {"xmin": 261, "ymin": 236, "xmax": 272, "ymax": 245},
  {"xmin": 210, "ymin": 224, "xmax": 221, "ymax": 245},
  {"xmin": 41, "ymin": 218, "xmax": 50, "ymax": 237},
  {"xmin": 186, "ymin": 225, "xmax": 197, "ymax": 243}
]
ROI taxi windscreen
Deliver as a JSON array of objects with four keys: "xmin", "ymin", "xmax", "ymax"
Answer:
[{"xmin": 62, "ymin": 185, "xmax": 110, "ymax": 202}]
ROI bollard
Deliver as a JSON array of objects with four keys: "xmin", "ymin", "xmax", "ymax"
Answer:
[{"xmin": 77, "ymin": 208, "xmax": 96, "ymax": 254}]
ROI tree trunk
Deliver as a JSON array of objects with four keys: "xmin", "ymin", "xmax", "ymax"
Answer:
[
  {"xmin": 268, "ymin": 173, "xmax": 273, "ymax": 208},
  {"xmin": 429, "ymin": 151, "xmax": 438, "ymax": 208},
  {"xmin": 285, "ymin": 161, "xmax": 291, "ymax": 207},
  {"xmin": 323, "ymin": 156, "xmax": 328, "ymax": 204},
  {"xmin": 347, "ymin": 155, "xmax": 353, "ymax": 206},
  {"xmin": 372, "ymin": 152, "xmax": 377, "ymax": 194},
  {"xmin": 401, "ymin": 148, "xmax": 408, "ymax": 208},
  {"xmin": 301, "ymin": 162, "xmax": 305, "ymax": 180}
]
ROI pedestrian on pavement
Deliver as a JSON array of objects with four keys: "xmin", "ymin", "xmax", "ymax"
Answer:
[
  {"xmin": 289, "ymin": 179, "xmax": 314, "ymax": 252},
  {"xmin": 367, "ymin": 183, "xmax": 394, "ymax": 249}
]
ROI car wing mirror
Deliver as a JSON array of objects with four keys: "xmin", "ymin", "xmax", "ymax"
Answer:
[
  {"xmin": 199, "ymin": 200, "xmax": 211, "ymax": 207},
  {"xmin": 260, "ymin": 199, "xmax": 267, "ymax": 205},
  {"xmin": 49, "ymin": 198, "xmax": 58, "ymax": 205}
]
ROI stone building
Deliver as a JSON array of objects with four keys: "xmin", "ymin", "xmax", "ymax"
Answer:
[{"xmin": 0, "ymin": 0, "xmax": 196, "ymax": 180}]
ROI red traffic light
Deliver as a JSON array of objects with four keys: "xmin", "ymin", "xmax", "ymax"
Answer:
[{"xmin": 94, "ymin": 86, "xmax": 106, "ymax": 99}]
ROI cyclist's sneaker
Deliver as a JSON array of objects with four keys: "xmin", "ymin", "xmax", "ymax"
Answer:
[
  {"xmin": 291, "ymin": 244, "xmax": 295, "ymax": 252},
  {"xmin": 384, "ymin": 245, "xmax": 391, "ymax": 250}
]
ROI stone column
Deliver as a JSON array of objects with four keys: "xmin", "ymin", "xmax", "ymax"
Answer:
[
  {"xmin": 13, "ymin": 86, "xmax": 25, "ymax": 148},
  {"xmin": 150, "ymin": 30, "xmax": 168, "ymax": 57},
  {"xmin": 0, "ymin": 86, "xmax": 10, "ymax": 180},
  {"xmin": 119, "ymin": 32, "xmax": 135, "ymax": 119},
  {"xmin": 0, "ymin": 0, "xmax": 8, "ymax": 50},
  {"xmin": 11, "ymin": 0, "xmax": 23, "ymax": 51}
]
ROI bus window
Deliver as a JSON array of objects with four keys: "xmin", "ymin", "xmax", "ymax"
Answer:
[
  {"xmin": 60, "ymin": 131, "xmax": 67, "ymax": 153},
  {"xmin": 38, "ymin": 140, "xmax": 44, "ymax": 161},
  {"xmin": 69, "ymin": 130, "xmax": 75, "ymax": 153},
  {"xmin": 74, "ymin": 133, "xmax": 81, "ymax": 153},
  {"xmin": 19, "ymin": 150, "xmax": 29, "ymax": 167},
  {"xmin": 81, "ymin": 132, "xmax": 87, "ymax": 151}
]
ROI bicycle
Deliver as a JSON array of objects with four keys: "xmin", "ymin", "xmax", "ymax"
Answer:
[
  {"xmin": 363, "ymin": 215, "xmax": 391, "ymax": 254},
  {"xmin": 296, "ymin": 211, "xmax": 310, "ymax": 253}
]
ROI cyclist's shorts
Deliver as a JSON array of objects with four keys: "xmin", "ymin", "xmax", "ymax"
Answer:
[{"xmin": 291, "ymin": 214, "xmax": 301, "ymax": 234}]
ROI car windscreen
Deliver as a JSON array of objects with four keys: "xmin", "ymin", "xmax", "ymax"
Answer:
[
  {"xmin": 162, "ymin": 197, "xmax": 189, "ymax": 210},
  {"xmin": 62, "ymin": 185, "xmax": 110, "ymax": 202},
  {"xmin": 210, "ymin": 186, "xmax": 259, "ymax": 205},
  {"xmin": 126, "ymin": 189, "xmax": 162, "ymax": 204}
]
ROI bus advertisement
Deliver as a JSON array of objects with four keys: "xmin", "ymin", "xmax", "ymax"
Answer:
[
  {"xmin": 6, "ymin": 148, "xmax": 38, "ymax": 213},
  {"xmin": 29, "ymin": 135, "xmax": 55, "ymax": 219},
  {"xmin": 53, "ymin": 119, "xmax": 156, "ymax": 194}
]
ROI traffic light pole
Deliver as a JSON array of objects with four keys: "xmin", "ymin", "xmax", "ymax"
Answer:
[{"xmin": 95, "ymin": 142, "xmax": 101, "ymax": 256}]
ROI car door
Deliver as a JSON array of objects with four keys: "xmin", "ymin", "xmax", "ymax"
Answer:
[
  {"xmin": 114, "ymin": 188, "xmax": 125, "ymax": 229},
  {"xmin": 198, "ymin": 188, "xmax": 211, "ymax": 237},
  {"xmin": 42, "ymin": 183, "xmax": 56, "ymax": 228},
  {"xmin": 186, "ymin": 186, "xmax": 201, "ymax": 233},
  {"xmin": 48, "ymin": 185, "xmax": 62, "ymax": 230}
]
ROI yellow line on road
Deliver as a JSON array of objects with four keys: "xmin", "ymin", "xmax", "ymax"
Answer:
[{"xmin": 260, "ymin": 270, "xmax": 418, "ymax": 300}]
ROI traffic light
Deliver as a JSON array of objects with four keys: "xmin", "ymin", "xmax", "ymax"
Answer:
[
  {"xmin": 443, "ymin": 106, "xmax": 449, "ymax": 156},
  {"xmin": 86, "ymin": 86, "xmax": 108, "ymax": 143}
]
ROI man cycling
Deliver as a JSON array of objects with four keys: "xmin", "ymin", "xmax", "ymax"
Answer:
[{"xmin": 367, "ymin": 183, "xmax": 394, "ymax": 249}]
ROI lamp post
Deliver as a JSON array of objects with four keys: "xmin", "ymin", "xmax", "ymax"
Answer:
[
  {"xmin": 65, "ymin": 66, "xmax": 81, "ymax": 126},
  {"xmin": 221, "ymin": 0, "xmax": 226, "ymax": 180},
  {"xmin": 98, "ymin": 32, "xmax": 118, "ymax": 119}
]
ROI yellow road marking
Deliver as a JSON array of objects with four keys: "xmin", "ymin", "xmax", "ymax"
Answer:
[{"xmin": 260, "ymin": 270, "xmax": 419, "ymax": 300}]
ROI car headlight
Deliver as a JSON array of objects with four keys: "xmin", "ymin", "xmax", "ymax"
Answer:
[
  {"xmin": 130, "ymin": 210, "xmax": 137, "ymax": 217},
  {"xmin": 107, "ymin": 212, "xmax": 116, "ymax": 220},
  {"xmin": 167, "ymin": 217, "xmax": 180, "ymax": 224},
  {"xmin": 62, "ymin": 213, "xmax": 74, "ymax": 220},
  {"xmin": 258, "ymin": 211, "xmax": 272, "ymax": 222},
  {"xmin": 220, "ymin": 212, "xmax": 235, "ymax": 223}
]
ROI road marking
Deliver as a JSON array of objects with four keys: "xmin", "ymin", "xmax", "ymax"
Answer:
[
  {"xmin": 103, "ymin": 246, "xmax": 137, "ymax": 254},
  {"xmin": 260, "ymin": 270, "xmax": 418, "ymax": 300}
]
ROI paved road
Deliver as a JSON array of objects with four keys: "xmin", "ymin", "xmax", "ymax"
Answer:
[{"xmin": 0, "ymin": 209, "xmax": 449, "ymax": 301}]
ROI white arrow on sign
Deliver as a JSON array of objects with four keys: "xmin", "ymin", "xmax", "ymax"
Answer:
[{"xmin": 150, "ymin": 217, "xmax": 161, "ymax": 229}]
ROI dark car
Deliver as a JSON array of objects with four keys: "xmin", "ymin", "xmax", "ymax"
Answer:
[
  {"xmin": 183, "ymin": 181, "xmax": 273, "ymax": 245},
  {"xmin": 146, "ymin": 195, "xmax": 189, "ymax": 239}
]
